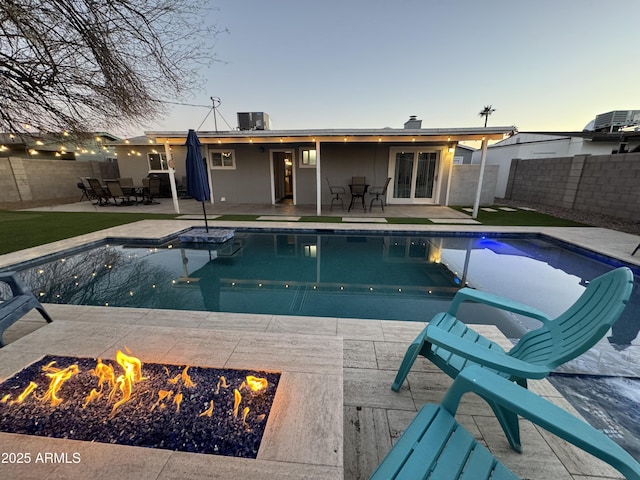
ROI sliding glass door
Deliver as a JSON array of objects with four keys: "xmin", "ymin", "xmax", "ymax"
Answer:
[{"xmin": 389, "ymin": 149, "xmax": 439, "ymax": 203}]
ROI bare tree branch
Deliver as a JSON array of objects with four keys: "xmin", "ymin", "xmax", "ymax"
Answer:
[{"xmin": 0, "ymin": 0, "xmax": 223, "ymax": 136}]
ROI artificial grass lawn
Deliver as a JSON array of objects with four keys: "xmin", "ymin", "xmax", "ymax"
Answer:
[
  {"xmin": 450, "ymin": 207, "xmax": 585, "ymax": 227},
  {"xmin": 0, "ymin": 211, "xmax": 178, "ymax": 255},
  {"xmin": 0, "ymin": 206, "xmax": 585, "ymax": 256}
]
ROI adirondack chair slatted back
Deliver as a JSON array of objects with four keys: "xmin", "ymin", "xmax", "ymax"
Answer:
[{"xmin": 508, "ymin": 267, "xmax": 634, "ymax": 368}]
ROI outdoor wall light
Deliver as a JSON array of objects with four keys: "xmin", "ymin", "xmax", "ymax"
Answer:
[{"xmin": 448, "ymin": 143, "xmax": 455, "ymax": 153}]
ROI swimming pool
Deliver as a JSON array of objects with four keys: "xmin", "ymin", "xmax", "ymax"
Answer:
[
  {"xmin": 4, "ymin": 228, "xmax": 640, "ymax": 459},
  {"xmin": 7, "ymin": 230, "xmax": 640, "ymax": 343}
]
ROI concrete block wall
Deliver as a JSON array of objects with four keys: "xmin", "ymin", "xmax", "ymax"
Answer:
[
  {"xmin": 574, "ymin": 153, "xmax": 640, "ymax": 221},
  {"xmin": 506, "ymin": 152, "xmax": 640, "ymax": 221},
  {"xmin": 506, "ymin": 157, "xmax": 573, "ymax": 206},
  {"xmin": 447, "ymin": 164, "xmax": 498, "ymax": 206},
  {"xmin": 0, "ymin": 157, "xmax": 119, "ymax": 204},
  {"xmin": 0, "ymin": 159, "xmax": 21, "ymax": 202}
]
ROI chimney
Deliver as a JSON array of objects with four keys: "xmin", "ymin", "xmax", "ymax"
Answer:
[{"xmin": 404, "ymin": 115, "xmax": 422, "ymax": 129}]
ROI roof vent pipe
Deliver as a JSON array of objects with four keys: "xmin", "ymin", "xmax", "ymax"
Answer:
[{"xmin": 404, "ymin": 116, "xmax": 422, "ymax": 129}]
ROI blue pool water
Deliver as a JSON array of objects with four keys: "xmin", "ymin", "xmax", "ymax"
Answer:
[
  {"xmin": 4, "ymin": 229, "xmax": 640, "ymax": 459},
  {"xmin": 9, "ymin": 230, "xmax": 640, "ymax": 343}
]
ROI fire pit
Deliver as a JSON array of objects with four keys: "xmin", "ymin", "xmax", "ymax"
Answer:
[{"xmin": 0, "ymin": 351, "xmax": 280, "ymax": 458}]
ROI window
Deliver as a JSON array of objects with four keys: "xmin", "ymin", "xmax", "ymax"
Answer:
[
  {"xmin": 299, "ymin": 148, "xmax": 317, "ymax": 168},
  {"xmin": 210, "ymin": 150, "xmax": 235, "ymax": 169},
  {"xmin": 148, "ymin": 152, "xmax": 168, "ymax": 171}
]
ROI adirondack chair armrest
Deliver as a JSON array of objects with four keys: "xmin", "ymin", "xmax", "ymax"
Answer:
[
  {"xmin": 425, "ymin": 325, "xmax": 550, "ymax": 379},
  {"xmin": 447, "ymin": 288, "xmax": 552, "ymax": 324},
  {"xmin": 444, "ymin": 366, "xmax": 640, "ymax": 480},
  {"xmin": 0, "ymin": 271, "xmax": 30, "ymax": 296}
]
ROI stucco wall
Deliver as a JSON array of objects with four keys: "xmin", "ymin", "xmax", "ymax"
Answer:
[
  {"xmin": 209, "ymin": 145, "xmax": 272, "ymax": 204},
  {"xmin": 506, "ymin": 152, "xmax": 640, "ymax": 221},
  {"xmin": 0, "ymin": 157, "xmax": 118, "ymax": 204},
  {"xmin": 447, "ymin": 165, "xmax": 498, "ymax": 206}
]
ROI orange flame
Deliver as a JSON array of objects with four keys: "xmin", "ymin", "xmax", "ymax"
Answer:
[
  {"xmin": 10, "ymin": 382, "xmax": 38, "ymax": 405},
  {"xmin": 173, "ymin": 392, "xmax": 183, "ymax": 412},
  {"xmin": 41, "ymin": 363, "xmax": 79, "ymax": 407},
  {"xmin": 215, "ymin": 376, "xmax": 228, "ymax": 394},
  {"xmin": 150, "ymin": 389, "xmax": 173, "ymax": 412},
  {"xmin": 181, "ymin": 366, "xmax": 196, "ymax": 388},
  {"xmin": 245, "ymin": 376, "xmax": 268, "ymax": 392},
  {"xmin": 0, "ymin": 394, "xmax": 10, "ymax": 403},
  {"xmin": 242, "ymin": 406, "xmax": 250, "ymax": 423},
  {"xmin": 82, "ymin": 388, "xmax": 101, "ymax": 408},
  {"xmin": 168, "ymin": 373, "xmax": 181, "ymax": 385},
  {"xmin": 90, "ymin": 358, "xmax": 115, "ymax": 393},
  {"xmin": 110, "ymin": 349, "xmax": 144, "ymax": 415},
  {"xmin": 199, "ymin": 400, "xmax": 214, "ymax": 417},
  {"xmin": 233, "ymin": 389, "xmax": 242, "ymax": 418}
]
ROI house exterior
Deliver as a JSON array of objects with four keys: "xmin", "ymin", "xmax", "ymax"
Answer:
[{"xmin": 113, "ymin": 118, "xmax": 514, "ymax": 213}]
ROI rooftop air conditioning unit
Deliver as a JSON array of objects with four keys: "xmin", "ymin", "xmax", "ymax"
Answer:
[
  {"xmin": 237, "ymin": 112, "xmax": 270, "ymax": 131},
  {"xmin": 593, "ymin": 110, "xmax": 640, "ymax": 132}
]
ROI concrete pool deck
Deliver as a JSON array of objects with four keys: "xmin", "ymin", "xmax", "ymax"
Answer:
[{"xmin": 1, "ymin": 218, "xmax": 639, "ymax": 479}]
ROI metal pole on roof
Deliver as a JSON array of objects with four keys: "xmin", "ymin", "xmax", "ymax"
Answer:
[
  {"xmin": 211, "ymin": 97, "xmax": 221, "ymax": 132},
  {"xmin": 472, "ymin": 138, "xmax": 488, "ymax": 219}
]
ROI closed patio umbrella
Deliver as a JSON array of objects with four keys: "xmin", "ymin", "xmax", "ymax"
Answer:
[{"xmin": 185, "ymin": 129, "xmax": 211, "ymax": 232}]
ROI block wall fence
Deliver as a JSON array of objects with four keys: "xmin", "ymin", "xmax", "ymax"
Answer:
[
  {"xmin": 505, "ymin": 152, "xmax": 640, "ymax": 221},
  {"xmin": 0, "ymin": 157, "xmax": 119, "ymax": 205}
]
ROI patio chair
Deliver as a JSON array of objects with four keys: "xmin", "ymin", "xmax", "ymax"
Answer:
[
  {"xmin": 87, "ymin": 178, "xmax": 113, "ymax": 206},
  {"xmin": 348, "ymin": 176, "xmax": 368, "ymax": 212},
  {"xmin": 325, "ymin": 177, "xmax": 345, "ymax": 211},
  {"xmin": 368, "ymin": 177, "xmax": 391, "ymax": 212},
  {"xmin": 372, "ymin": 365, "xmax": 640, "ymax": 480},
  {"xmin": 0, "ymin": 272, "xmax": 53, "ymax": 347},
  {"xmin": 142, "ymin": 177, "xmax": 161, "ymax": 204},
  {"xmin": 391, "ymin": 266, "xmax": 634, "ymax": 452},
  {"xmin": 106, "ymin": 180, "xmax": 134, "ymax": 206},
  {"xmin": 77, "ymin": 177, "xmax": 95, "ymax": 202}
]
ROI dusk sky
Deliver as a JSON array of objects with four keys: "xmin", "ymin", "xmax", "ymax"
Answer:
[{"xmin": 142, "ymin": 0, "xmax": 639, "ymax": 136}]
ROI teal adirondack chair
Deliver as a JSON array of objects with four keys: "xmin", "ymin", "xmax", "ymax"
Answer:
[
  {"xmin": 391, "ymin": 266, "xmax": 634, "ymax": 452},
  {"xmin": 0, "ymin": 272, "xmax": 53, "ymax": 347},
  {"xmin": 373, "ymin": 365, "xmax": 640, "ymax": 480}
]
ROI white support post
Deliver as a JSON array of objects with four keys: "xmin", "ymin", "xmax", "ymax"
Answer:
[
  {"xmin": 316, "ymin": 139, "xmax": 322, "ymax": 216},
  {"xmin": 165, "ymin": 142, "xmax": 180, "ymax": 214},
  {"xmin": 472, "ymin": 138, "xmax": 489, "ymax": 219},
  {"xmin": 445, "ymin": 148, "xmax": 454, "ymax": 206}
]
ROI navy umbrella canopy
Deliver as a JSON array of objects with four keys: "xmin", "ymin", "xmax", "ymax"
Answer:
[{"xmin": 185, "ymin": 129, "xmax": 211, "ymax": 232}]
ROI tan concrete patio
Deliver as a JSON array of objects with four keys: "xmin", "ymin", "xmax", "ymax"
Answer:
[
  {"xmin": 22, "ymin": 196, "xmax": 476, "ymax": 219},
  {"xmin": 1, "ymin": 218, "xmax": 639, "ymax": 479}
]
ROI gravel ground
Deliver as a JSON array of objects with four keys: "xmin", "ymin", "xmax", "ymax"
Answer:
[{"xmin": 497, "ymin": 199, "xmax": 640, "ymax": 236}]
